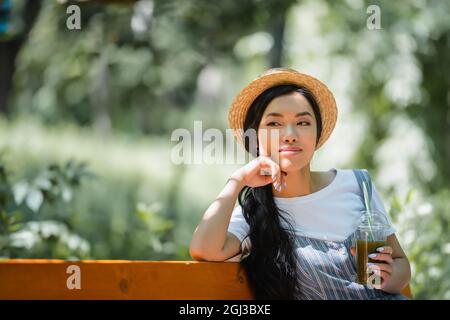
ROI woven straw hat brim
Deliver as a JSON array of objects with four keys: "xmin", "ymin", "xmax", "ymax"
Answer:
[{"xmin": 228, "ymin": 68, "xmax": 337, "ymax": 150}]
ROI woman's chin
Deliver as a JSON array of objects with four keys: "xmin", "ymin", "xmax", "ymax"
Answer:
[{"xmin": 279, "ymin": 159, "xmax": 306, "ymax": 172}]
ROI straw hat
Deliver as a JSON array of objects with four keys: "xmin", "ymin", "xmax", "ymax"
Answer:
[{"xmin": 228, "ymin": 67, "xmax": 337, "ymax": 150}]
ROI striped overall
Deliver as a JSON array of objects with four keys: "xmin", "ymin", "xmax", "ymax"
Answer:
[
  {"xmin": 293, "ymin": 233, "xmax": 408, "ymax": 300},
  {"xmin": 292, "ymin": 169, "xmax": 408, "ymax": 300}
]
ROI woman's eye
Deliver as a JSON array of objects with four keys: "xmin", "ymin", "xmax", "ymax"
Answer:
[{"xmin": 266, "ymin": 121, "xmax": 310, "ymax": 126}]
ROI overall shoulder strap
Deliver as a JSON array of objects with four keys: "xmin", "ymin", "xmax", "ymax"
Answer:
[{"xmin": 352, "ymin": 169, "xmax": 373, "ymax": 212}]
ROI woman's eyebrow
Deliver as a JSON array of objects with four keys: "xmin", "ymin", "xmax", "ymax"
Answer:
[{"xmin": 265, "ymin": 111, "xmax": 313, "ymax": 118}]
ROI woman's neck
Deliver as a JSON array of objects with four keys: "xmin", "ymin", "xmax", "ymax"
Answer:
[{"xmin": 273, "ymin": 165, "xmax": 316, "ymax": 198}]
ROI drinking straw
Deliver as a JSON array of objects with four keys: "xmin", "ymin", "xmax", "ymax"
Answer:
[{"xmin": 362, "ymin": 180, "xmax": 376, "ymax": 242}]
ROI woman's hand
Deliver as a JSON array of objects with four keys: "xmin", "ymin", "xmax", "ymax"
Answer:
[
  {"xmin": 350, "ymin": 246, "xmax": 395, "ymax": 291},
  {"xmin": 231, "ymin": 156, "xmax": 285, "ymax": 191}
]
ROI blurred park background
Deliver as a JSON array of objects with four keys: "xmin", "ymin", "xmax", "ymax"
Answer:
[{"xmin": 0, "ymin": 0, "xmax": 449, "ymax": 299}]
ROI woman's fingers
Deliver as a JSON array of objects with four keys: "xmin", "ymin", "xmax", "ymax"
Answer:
[
  {"xmin": 376, "ymin": 246, "xmax": 393, "ymax": 255},
  {"xmin": 259, "ymin": 156, "xmax": 281, "ymax": 190},
  {"xmin": 368, "ymin": 270, "xmax": 391, "ymax": 289},
  {"xmin": 368, "ymin": 262, "xmax": 392, "ymax": 275},
  {"xmin": 368, "ymin": 252, "xmax": 393, "ymax": 265},
  {"xmin": 256, "ymin": 156, "xmax": 288, "ymax": 190},
  {"xmin": 350, "ymin": 247, "xmax": 393, "ymax": 262},
  {"xmin": 379, "ymin": 271, "xmax": 392, "ymax": 289},
  {"xmin": 281, "ymin": 171, "xmax": 287, "ymax": 189},
  {"xmin": 273, "ymin": 164, "xmax": 282, "ymax": 191}
]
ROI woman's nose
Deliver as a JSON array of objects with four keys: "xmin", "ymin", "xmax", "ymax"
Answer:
[
  {"xmin": 283, "ymin": 136, "xmax": 297, "ymax": 143},
  {"xmin": 282, "ymin": 124, "xmax": 298, "ymax": 143}
]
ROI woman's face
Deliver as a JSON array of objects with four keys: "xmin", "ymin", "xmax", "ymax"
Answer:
[{"xmin": 257, "ymin": 91, "xmax": 318, "ymax": 172}]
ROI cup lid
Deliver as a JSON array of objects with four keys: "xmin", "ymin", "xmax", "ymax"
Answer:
[{"xmin": 358, "ymin": 210, "xmax": 390, "ymax": 228}]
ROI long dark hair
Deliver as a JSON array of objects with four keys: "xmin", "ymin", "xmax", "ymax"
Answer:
[{"xmin": 238, "ymin": 85, "xmax": 322, "ymax": 300}]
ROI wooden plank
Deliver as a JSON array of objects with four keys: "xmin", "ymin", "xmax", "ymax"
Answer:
[
  {"xmin": 0, "ymin": 259, "xmax": 413, "ymax": 300},
  {"xmin": 0, "ymin": 259, "xmax": 253, "ymax": 300},
  {"xmin": 402, "ymin": 284, "xmax": 413, "ymax": 300}
]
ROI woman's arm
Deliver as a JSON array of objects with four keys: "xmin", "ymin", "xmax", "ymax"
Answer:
[
  {"xmin": 372, "ymin": 234, "xmax": 412, "ymax": 294},
  {"xmin": 189, "ymin": 156, "xmax": 283, "ymax": 261},
  {"xmin": 189, "ymin": 175, "xmax": 245, "ymax": 261}
]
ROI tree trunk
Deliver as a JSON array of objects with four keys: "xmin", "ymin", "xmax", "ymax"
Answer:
[
  {"xmin": 413, "ymin": 33, "xmax": 450, "ymax": 192},
  {"xmin": 267, "ymin": 4, "xmax": 288, "ymax": 68},
  {"xmin": 0, "ymin": 0, "xmax": 42, "ymax": 115}
]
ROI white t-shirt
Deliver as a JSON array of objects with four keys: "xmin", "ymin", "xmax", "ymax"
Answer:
[{"xmin": 227, "ymin": 168, "xmax": 396, "ymax": 243}]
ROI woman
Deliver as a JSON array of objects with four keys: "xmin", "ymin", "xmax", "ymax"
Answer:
[{"xmin": 190, "ymin": 68, "xmax": 411, "ymax": 300}]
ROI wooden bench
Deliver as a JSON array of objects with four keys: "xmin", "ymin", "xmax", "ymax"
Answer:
[{"xmin": 0, "ymin": 259, "xmax": 413, "ymax": 300}]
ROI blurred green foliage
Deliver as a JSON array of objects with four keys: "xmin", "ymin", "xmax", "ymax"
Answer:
[
  {"xmin": 0, "ymin": 157, "xmax": 94, "ymax": 258},
  {"xmin": 0, "ymin": 156, "xmax": 184, "ymax": 260}
]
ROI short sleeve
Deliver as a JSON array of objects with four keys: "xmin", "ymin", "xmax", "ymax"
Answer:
[
  {"xmin": 371, "ymin": 182, "xmax": 397, "ymax": 237},
  {"xmin": 227, "ymin": 205, "xmax": 250, "ymax": 243}
]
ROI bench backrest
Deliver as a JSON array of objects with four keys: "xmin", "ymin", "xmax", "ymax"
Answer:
[{"xmin": 0, "ymin": 259, "xmax": 412, "ymax": 299}]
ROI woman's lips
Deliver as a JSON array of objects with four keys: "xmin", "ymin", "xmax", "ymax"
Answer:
[{"xmin": 279, "ymin": 147, "xmax": 302, "ymax": 155}]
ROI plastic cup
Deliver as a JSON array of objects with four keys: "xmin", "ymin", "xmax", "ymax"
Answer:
[{"xmin": 354, "ymin": 211, "xmax": 390, "ymax": 288}]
